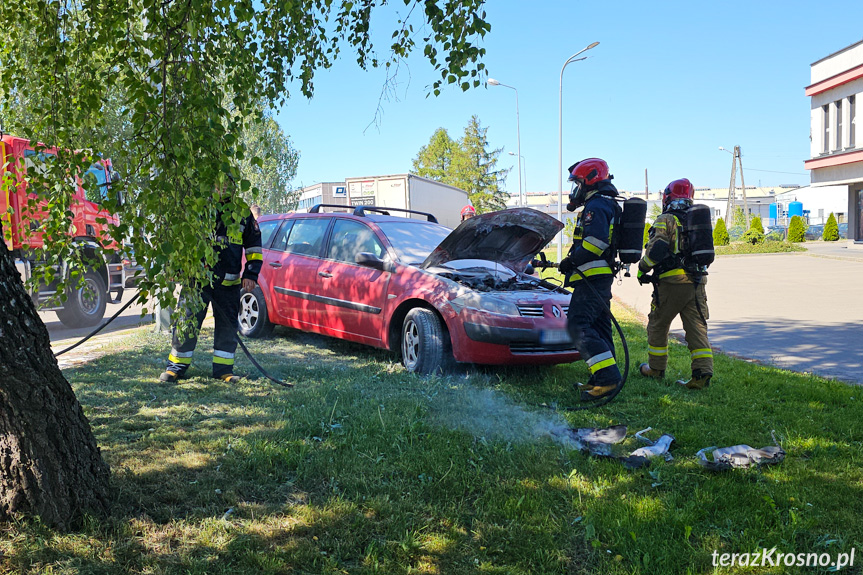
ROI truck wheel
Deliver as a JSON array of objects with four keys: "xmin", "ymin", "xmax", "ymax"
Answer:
[
  {"xmin": 238, "ymin": 287, "xmax": 274, "ymax": 338},
  {"xmin": 55, "ymin": 269, "xmax": 108, "ymax": 328},
  {"xmin": 401, "ymin": 308, "xmax": 453, "ymax": 375}
]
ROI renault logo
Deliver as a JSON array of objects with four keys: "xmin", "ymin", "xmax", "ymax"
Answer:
[{"xmin": 552, "ymin": 306, "xmax": 561, "ymax": 318}]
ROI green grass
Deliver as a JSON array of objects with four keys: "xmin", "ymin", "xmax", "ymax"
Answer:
[
  {"xmin": 2, "ymin": 311, "xmax": 862, "ymax": 574},
  {"xmin": 715, "ymin": 241, "xmax": 806, "ymax": 256}
]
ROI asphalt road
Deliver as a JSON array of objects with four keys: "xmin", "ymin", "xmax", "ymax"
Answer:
[
  {"xmin": 42, "ymin": 290, "xmax": 153, "ymax": 344},
  {"xmin": 613, "ymin": 244, "xmax": 863, "ymax": 384}
]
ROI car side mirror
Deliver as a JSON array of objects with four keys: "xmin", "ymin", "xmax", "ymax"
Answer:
[{"xmin": 356, "ymin": 252, "xmax": 389, "ymax": 271}]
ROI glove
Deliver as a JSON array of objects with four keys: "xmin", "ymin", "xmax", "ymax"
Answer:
[
  {"xmin": 637, "ymin": 270, "xmax": 652, "ymax": 285},
  {"xmin": 558, "ymin": 257, "xmax": 574, "ymax": 276}
]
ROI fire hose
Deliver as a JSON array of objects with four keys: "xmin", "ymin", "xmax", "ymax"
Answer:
[
  {"xmin": 53, "ymin": 289, "xmax": 292, "ymax": 389},
  {"xmin": 533, "ymin": 257, "xmax": 629, "ymax": 411}
]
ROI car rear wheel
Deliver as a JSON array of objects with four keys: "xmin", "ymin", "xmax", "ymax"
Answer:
[
  {"xmin": 401, "ymin": 308, "xmax": 453, "ymax": 375},
  {"xmin": 238, "ymin": 287, "xmax": 274, "ymax": 338}
]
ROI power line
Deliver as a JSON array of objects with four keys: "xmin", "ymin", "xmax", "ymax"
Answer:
[{"xmin": 744, "ymin": 167, "xmax": 809, "ymax": 176}]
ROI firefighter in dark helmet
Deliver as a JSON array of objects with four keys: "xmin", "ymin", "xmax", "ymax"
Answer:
[
  {"xmin": 637, "ymin": 178, "xmax": 713, "ymax": 389},
  {"xmin": 159, "ymin": 181, "xmax": 263, "ymax": 384},
  {"xmin": 558, "ymin": 158, "xmax": 622, "ymax": 401}
]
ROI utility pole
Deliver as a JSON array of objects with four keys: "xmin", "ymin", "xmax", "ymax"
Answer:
[
  {"xmin": 724, "ymin": 148, "xmax": 737, "ymax": 226},
  {"xmin": 644, "ymin": 169, "xmax": 649, "ymax": 200},
  {"xmin": 723, "ymin": 145, "xmax": 750, "ymax": 227},
  {"xmin": 737, "ymin": 147, "xmax": 750, "ymax": 227}
]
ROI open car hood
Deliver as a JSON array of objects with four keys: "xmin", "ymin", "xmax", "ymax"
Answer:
[{"xmin": 420, "ymin": 208, "xmax": 564, "ymax": 272}]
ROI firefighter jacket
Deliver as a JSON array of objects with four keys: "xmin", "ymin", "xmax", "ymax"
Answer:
[
  {"xmin": 213, "ymin": 209, "xmax": 263, "ymax": 286},
  {"xmin": 639, "ymin": 210, "xmax": 692, "ymax": 284},
  {"xmin": 564, "ymin": 180, "xmax": 621, "ymax": 284}
]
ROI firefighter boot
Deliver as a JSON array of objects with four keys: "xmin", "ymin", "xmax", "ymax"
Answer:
[
  {"xmin": 217, "ymin": 373, "xmax": 242, "ymax": 385},
  {"xmin": 159, "ymin": 370, "xmax": 183, "ymax": 383},
  {"xmin": 677, "ymin": 371, "xmax": 712, "ymax": 390},
  {"xmin": 580, "ymin": 380, "xmax": 620, "ymax": 401},
  {"xmin": 639, "ymin": 363, "xmax": 665, "ymax": 380},
  {"xmin": 574, "ymin": 375, "xmax": 598, "ymax": 392}
]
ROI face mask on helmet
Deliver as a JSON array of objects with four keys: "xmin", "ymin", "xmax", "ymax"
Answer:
[{"xmin": 567, "ymin": 179, "xmax": 586, "ymax": 211}]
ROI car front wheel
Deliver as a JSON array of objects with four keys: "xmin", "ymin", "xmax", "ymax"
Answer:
[
  {"xmin": 238, "ymin": 287, "xmax": 274, "ymax": 338},
  {"xmin": 401, "ymin": 308, "xmax": 453, "ymax": 375}
]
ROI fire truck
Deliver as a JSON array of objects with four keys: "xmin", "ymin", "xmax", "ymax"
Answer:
[{"xmin": 1, "ymin": 134, "xmax": 132, "ymax": 328}]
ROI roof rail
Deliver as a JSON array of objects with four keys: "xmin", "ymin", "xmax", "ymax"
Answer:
[
  {"xmin": 308, "ymin": 203, "xmax": 353, "ymax": 213},
  {"xmin": 353, "ymin": 206, "xmax": 438, "ymax": 223}
]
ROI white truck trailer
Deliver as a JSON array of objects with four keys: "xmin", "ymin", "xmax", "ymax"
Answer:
[{"xmin": 344, "ymin": 174, "xmax": 470, "ymax": 229}]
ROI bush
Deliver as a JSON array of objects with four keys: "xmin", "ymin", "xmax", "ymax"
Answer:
[
  {"xmin": 715, "ymin": 240, "xmax": 806, "ymax": 255},
  {"xmin": 741, "ymin": 228, "xmax": 764, "ymax": 244},
  {"xmin": 741, "ymin": 216, "xmax": 764, "ymax": 244},
  {"xmin": 748, "ymin": 216, "xmax": 764, "ymax": 235},
  {"xmin": 644, "ymin": 222, "xmax": 651, "ymax": 247},
  {"xmin": 713, "ymin": 218, "xmax": 730, "ymax": 246},
  {"xmin": 788, "ymin": 216, "xmax": 806, "ymax": 243},
  {"xmin": 823, "ymin": 213, "xmax": 839, "ymax": 241}
]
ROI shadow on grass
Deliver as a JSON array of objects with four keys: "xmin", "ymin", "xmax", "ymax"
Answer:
[{"xmin": 2, "ymin": 324, "xmax": 863, "ymax": 574}]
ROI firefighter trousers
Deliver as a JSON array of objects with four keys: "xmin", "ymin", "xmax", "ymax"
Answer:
[
  {"xmin": 166, "ymin": 283, "xmax": 241, "ymax": 378},
  {"xmin": 646, "ymin": 280, "xmax": 713, "ymax": 375},
  {"xmin": 566, "ymin": 275, "xmax": 621, "ymax": 385}
]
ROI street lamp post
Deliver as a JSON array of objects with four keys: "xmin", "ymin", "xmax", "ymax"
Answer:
[
  {"xmin": 508, "ymin": 152, "xmax": 527, "ymax": 205},
  {"xmin": 557, "ymin": 41, "xmax": 599, "ymax": 262},
  {"xmin": 488, "ymin": 78, "xmax": 522, "ymax": 207}
]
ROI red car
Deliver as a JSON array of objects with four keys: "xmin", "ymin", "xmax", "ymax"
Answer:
[{"xmin": 239, "ymin": 205, "xmax": 579, "ymax": 374}]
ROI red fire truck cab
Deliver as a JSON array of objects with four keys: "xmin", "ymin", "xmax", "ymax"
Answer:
[{"xmin": 1, "ymin": 134, "xmax": 130, "ymax": 327}]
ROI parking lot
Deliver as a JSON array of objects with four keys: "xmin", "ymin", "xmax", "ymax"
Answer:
[{"xmin": 613, "ymin": 245, "xmax": 863, "ymax": 384}]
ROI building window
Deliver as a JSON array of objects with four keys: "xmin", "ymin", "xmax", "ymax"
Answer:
[
  {"xmin": 836, "ymin": 99, "xmax": 843, "ymax": 149},
  {"xmin": 823, "ymin": 104, "xmax": 830, "ymax": 153},
  {"xmin": 851, "ymin": 95, "xmax": 856, "ymax": 148}
]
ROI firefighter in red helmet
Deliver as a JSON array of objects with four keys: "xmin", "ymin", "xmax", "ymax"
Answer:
[
  {"xmin": 557, "ymin": 158, "xmax": 622, "ymax": 401},
  {"xmin": 637, "ymin": 178, "xmax": 713, "ymax": 389},
  {"xmin": 461, "ymin": 205, "xmax": 476, "ymax": 221}
]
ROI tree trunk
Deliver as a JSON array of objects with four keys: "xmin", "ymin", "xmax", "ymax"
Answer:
[{"xmin": 0, "ymin": 233, "xmax": 111, "ymax": 530}]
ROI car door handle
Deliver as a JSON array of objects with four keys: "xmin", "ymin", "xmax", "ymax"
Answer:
[
  {"xmin": 268, "ymin": 262, "xmax": 282, "ymax": 268},
  {"xmin": 318, "ymin": 271, "xmax": 332, "ymax": 278}
]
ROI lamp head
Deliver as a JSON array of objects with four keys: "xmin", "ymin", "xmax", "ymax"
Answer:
[{"xmin": 487, "ymin": 78, "xmax": 500, "ymax": 86}]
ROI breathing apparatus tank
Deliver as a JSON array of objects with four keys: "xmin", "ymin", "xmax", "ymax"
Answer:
[
  {"xmin": 683, "ymin": 204, "xmax": 714, "ymax": 267},
  {"xmin": 616, "ymin": 197, "xmax": 647, "ymax": 264}
]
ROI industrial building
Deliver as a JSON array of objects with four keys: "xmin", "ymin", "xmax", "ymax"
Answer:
[{"xmin": 805, "ymin": 39, "xmax": 863, "ymax": 243}]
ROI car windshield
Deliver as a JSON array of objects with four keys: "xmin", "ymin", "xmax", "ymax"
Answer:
[{"xmin": 377, "ymin": 220, "xmax": 452, "ymax": 265}]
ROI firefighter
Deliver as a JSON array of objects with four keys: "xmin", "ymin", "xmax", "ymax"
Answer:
[
  {"xmin": 159, "ymin": 185, "xmax": 263, "ymax": 384},
  {"xmin": 637, "ymin": 178, "xmax": 713, "ymax": 389},
  {"xmin": 557, "ymin": 158, "xmax": 622, "ymax": 401},
  {"xmin": 461, "ymin": 205, "xmax": 476, "ymax": 221}
]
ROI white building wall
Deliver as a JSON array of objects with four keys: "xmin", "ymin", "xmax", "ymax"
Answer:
[{"xmin": 811, "ymin": 41, "xmax": 863, "ymax": 83}]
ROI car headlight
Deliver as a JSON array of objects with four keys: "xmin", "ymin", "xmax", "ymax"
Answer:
[{"xmin": 450, "ymin": 292, "xmax": 520, "ymax": 316}]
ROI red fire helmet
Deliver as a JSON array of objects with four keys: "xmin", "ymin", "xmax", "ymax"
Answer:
[
  {"xmin": 567, "ymin": 158, "xmax": 610, "ymax": 187},
  {"xmin": 662, "ymin": 178, "xmax": 695, "ymax": 209}
]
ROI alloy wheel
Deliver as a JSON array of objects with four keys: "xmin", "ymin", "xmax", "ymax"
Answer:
[{"xmin": 239, "ymin": 292, "xmax": 259, "ymax": 330}]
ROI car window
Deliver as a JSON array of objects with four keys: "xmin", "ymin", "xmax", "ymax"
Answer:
[
  {"xmin": 284, "ymin": 218, "xmax": 329, "ymax": 256},
  {"xmin": 269, "ymin": 220, "xmax": 295, "ymax": 251},
  {"xmin": 327, "ymin": 219, "xmax": 385, "ymax": 263},
  {"xmin": 377, "ymin": 221, "xmax": 451, "ymax": 264},
  {"xmin": 259, "ymin": 220, "xmax": 281, "ymax": 249}
]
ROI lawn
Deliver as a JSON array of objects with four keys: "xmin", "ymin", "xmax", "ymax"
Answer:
[{"xmin": 2, "ymin": 306, "xmax": 862, "ymax": 574}]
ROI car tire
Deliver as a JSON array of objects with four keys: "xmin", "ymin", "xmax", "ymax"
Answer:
[
  {"xmin": 401, "ymin": 308, "xmax": 453, "ymax": 375},
  {"xmin": 55, "ymin": 269, "xmax": 108, "ymax": 328},
  {"xmin": 238, "ymin": 286, "xmax": 274, "ymax": 338}
]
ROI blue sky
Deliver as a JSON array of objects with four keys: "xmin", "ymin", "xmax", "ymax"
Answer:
[{"xmin": 276, "ymin": 1, "xmax": 863, "ymax": 196}]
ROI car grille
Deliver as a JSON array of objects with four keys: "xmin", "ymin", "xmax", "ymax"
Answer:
[
  {"xmin": 517, "ymin": 304, "xmax": 544, "ymax": 317},
  {"xmin": 510, "ymin": 343, "xmax": 579, "ymax": 354}
]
